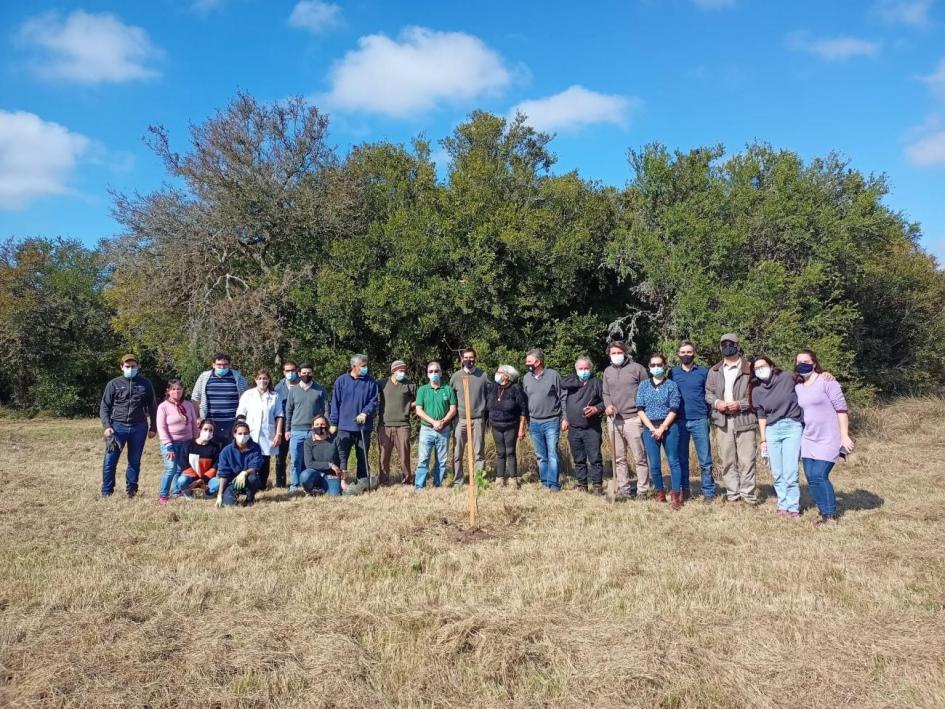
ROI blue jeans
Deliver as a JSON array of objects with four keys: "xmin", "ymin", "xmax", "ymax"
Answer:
[
  {"xmin": 289, "ymin": 430, "xmax": 309, "ymax": 488},
  {"xmin": 101, "ymin": 421, "xmax": 149, "ymax": 496},
  {"xmin": 529, "ymin": 419, "xmax": 561, "ymax": 491},
  {"xmin": 220, "ymin": 473, "xmax": 261, "ymax": 506},
  {"xmin": 802, "ymin": 458, "xmax": 837, "ymax": 516},
  {"xmin": 177, "ymin": 473, "xmax": 219, "ymax": 496},
  {"xmin": 415, "ymin": 426, "xmax": 449, "ymax": 489},
  {"xmin": 767, "ymin": 419, "xmax": 802, "ymax": 513},
  {"xmin": 677, "ymin": 417, "xmax": 714, "ymax": 497},
  {"xmin": 300, "ymin": 468, "xmax": 328, "ymax": 494},
  {"xmin": 159, "ymin": 441, "xmax": 190, "ymax": 498},
  {"xmin": 641, "ymin": 421, "xmax": 683, "ymax": 492}
]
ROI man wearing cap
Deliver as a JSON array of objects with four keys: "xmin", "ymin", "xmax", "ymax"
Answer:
[
  {"xmin": 99, "ymin": 354, "xmax": 158, "ymax": 498},
  {"xmin": 705, "ymin": 333, "xmax": 758, "ymax": 504},
  {"xmin": 378, "ymin": 360, "xmax": 416, "ymax": 485},
  {"xmin": 602, "ymin": 340, "xmax": 650, "ymax": 499},
  {"xmin": 449, "ymin": 348, "xmax": 488, "ymax": 486}
]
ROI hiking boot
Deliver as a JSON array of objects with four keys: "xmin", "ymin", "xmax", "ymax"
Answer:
[
  {"xmin": 655, "ymin": 490, "xmax": 667, "ymax": 503},
  {"xmin": 670, "ymin": 491, "xmax": 682, "ymax": 510},
  {"xmin": 575, "ymin": 483, "xmax": 588, "ymax": 493},
  {"xmin": 815, "ymin": 514, "xmax": 837, "ymax": 526},
  {"xmin": 591, "ymin": 484, "xmax": 604, "ymax": 496},
  {"xmin": 507, "ymin": 477, "xmax": 519, "ymax": 490}
]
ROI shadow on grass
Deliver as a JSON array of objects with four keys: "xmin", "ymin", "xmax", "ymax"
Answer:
[{"xmin": 836, "ymin": 488, "xmax": 884, "ymax": 512}]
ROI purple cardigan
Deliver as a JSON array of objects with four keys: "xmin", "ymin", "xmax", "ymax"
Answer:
[{"xmin": 795, "ymin": 377, "xmax": 847, "ymax": 462}]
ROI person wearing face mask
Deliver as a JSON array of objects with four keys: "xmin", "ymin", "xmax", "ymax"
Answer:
[
  {"xmin": 215, "ymin": 421, "xmax": 262, "ymax": 507},
  {"xmin": 561, "ymin": 356, "xmax": 606, "ymax": 494},
  {"xmin": 794, "ymin": 349, "xmax": 855, "ymax": 525},
  {"xmin": 486, "ymin": 365, "xmax": 528, "ymax": 488},
  {"xmin": 413, "ymin": 362, "xmax": 458, "ymax": 490},
  {"xmin": 669, "ymin": 341, "xmax": 715, "ymax": 503},
  {"xmin": 750, "ymin": 356, "xmax": 804, "ymax": 518},
  {"xmin": 635, "ymin": 354, "xmax": 684, "ymax": 508},
  {"xmin": 284, "ymin": 363, "xmax": 327, "ymax": 494},
  {"xmin": 705, "ymin": 334, "xmax": 759, "ymax": 505},
  {"xmin": 190, "ymin": 352, "xmax": 248, "ymax": 446},
  {"xmin": 450, "ymin": 348, "xmax": 489, "ymax": 486},
  {"xmin": 99, "ymin": 353, "xmax": 158, "ymax": 498},
  {"xmin": 300, "ymin": 415, "xmax": 343, "ymax": 495},
  {"xmin": 156, "ymin": 379, "xmax": 199, "ymax": 505},
  {"xmin": 236, "ymin": 369, "xmax": 280, "ymax": 490},
  {"xmin": 602, "ymin": 340, "xmax": 650, "ymax": 500},
  {"xmin": 522, "ymin": 348, "xmax": 567, "ymax": 492},
  {"xmin": 378, "ymin": 360, "xmax": 416, "ymax": 485},
  {"xmin": 273, "ymin": 361, "xmax": 299, "ymax": 488},
  {"xmin": 177, "ymin": 420, "xmax": 222, "ymax": 499},
  {"xmin": 329, "ymin": 354, "xmax": 380, "ymax": 484}
]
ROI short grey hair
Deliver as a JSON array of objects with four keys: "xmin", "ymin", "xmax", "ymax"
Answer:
[
  {"xmin": 350, "ymin": 353, "xmax": 368, "ymax": 367},
  {"xmin": 575, "ymin": 355, "xmax": 593, "ymax": 369},
  {"xmin": 497, "ymin": 364, "xmax": 519, "ymax": 382},
  {"xmin": 426, "ymin": 360, "xmax": 442, "ymax": 372},
  {"xmin": 526, "ymin": 348, "xmax": 545, "ymax": 363}
]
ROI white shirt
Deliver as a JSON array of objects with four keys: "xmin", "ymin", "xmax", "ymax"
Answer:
[
  {"xmin": 722, "ymin": 359, "xmax": 742, "ymax": 403},
  {"xmin": 236, "ymin": 388, "xmax": 278, "ymax": 456}
]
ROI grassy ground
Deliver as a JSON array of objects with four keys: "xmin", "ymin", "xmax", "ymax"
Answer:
[{"xmin": 1, "ymin": 399, "xmax": 944, "ymax": 708}]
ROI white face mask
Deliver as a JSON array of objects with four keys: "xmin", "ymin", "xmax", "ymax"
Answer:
[
  {"xmin": 235, "ymin": 434, "xmax": 250, "ymax": 446},
  {"xmin": 610, "ymin": 353, "xmax": 625, "ymax": 366},
  {"xmin": 755, "ymin": 367, "xmax": 772, "ymax": 381},
  {"xmin": 197, "ymin": 430, "xmax": 212, "ymax": 443}
]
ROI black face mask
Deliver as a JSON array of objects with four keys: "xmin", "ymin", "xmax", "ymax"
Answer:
[
  {"xmin": 463, "ymin": 360, "xmax": 476, "ymax": 369},
  {"xmin": 300, "ymin": 374, "xmax": 313, "ymax": 383},
  {"xmin": 313, "ymin": 426, "xmax": 327, "ymax": 436},
  {"xmin": 526, "ymin": 364, "xmax": 535, "ymax": 373},
  {"xmin": 721, "ymin": 343, "xmax": 738, "ymax": 357},
  {"xmin": 679, "ymin": 355, "xmax": 694, "ymax": 365}
]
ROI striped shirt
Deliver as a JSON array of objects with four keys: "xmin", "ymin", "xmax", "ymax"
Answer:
[{"xmin": 205, "ymin": 372, "xmax": 240, "ymax": 424}]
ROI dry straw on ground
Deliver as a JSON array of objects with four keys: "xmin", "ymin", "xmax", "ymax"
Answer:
[{"xmin": 1, "ymin": 399, "xmax": 944, "ymax": 708}]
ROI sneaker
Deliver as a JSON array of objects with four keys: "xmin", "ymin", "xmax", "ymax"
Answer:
[
  {"xmin": 702, "ymin": 495, "xmax": 715, "ymax": 505},
  {"xmin": 787, "ymin": 511, "xmax": 800, "ymax": 519},
  {"xmin": 815, "ymin": 514, "xmax": 837, "ymax": 526},
  {"xmin": 288, "ymin": 485, "xmax": 300, "ymax": 495},
  {"xmin": 507, "ymin": 478, "xmax": 519, "ymax": 490},
  {"xmin": 776, "ymin": 509, "xmax": 789, "ymax": 517},
  {"xmin": 159, "ymin": 495, "xmax": 169, "ymax": 506}
]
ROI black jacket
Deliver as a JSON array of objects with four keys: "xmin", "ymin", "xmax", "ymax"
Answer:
[
  {"xmin": 100, "ymin": 375, "xmax": 157, "ymax": 431},
  {"xmin": 561, "ymin": 375, "xmax": 605, "ymax": 429},
  {"xmin": 486, "ymin": 382, "xmax": 527, "ymax": 427}
]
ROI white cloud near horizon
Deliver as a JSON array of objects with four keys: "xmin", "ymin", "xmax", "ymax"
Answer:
[
  {"xmin": 786, "ymin": 31, "xmax": 882, "ymax": 61},
  {"xmin": 322, "ymin": 27, "xmax": 512, "ymax": 117},
  {"xmin": 905, "ymin": 115, "xmax": 945, "ymax": 166},
  {"xmin": 17, "ymin": 10, "xmax": 161, "ymax": 84},
  {"xmin": 288, "ymin": 1, "xmax": 342, "ymax": 34},
  {"xmin": 872, "ymin": 0, "xmax": 934, "ymax": 27},
  {"xmin": 0, "ymin": 111, "xmax": 90, "ymax": 209},
  {"xmin": 510, "ymin": 86, "xmax": 638, "ymax": 133}
]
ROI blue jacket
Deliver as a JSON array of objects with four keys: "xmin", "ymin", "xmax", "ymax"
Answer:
[
  {"xmin": 217, "ymin": 440, "xmax": 263, "ymax": 479},
  {"xmin": 328, "ymin": 373, "xmax": 380, "ymax": 431}
]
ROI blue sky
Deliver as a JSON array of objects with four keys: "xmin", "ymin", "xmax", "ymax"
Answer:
[{"xmin": 2, "ymin": 0, "xmax": 944, "ymax": 261}]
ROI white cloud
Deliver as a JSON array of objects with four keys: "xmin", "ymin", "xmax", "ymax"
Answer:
[
  {"xmin": 18, "ymin": 10, "xmax": 161, "ymax": 84},
  {"xmin": 786, "ymin": 31, "xmax": 881, "ymax": 61},
  {"xmin": 692, "ymin": 0, "xmax": 736, "ymax": 9},
  {"xmin": 872, "ymin": 0, "xmax": 934, "ymax": 27},
  {"xmin": 918, "ymin": 58, "xmax": 945, "ymax": 99},
  {"xmin": 0, "ymin": 111, "xmax": 90, "ymax": 209},
  {"xmin": 905, "ymin": 115, "xmax": 945, "ymax": 166},
  {"xmin": 510, "ymin": 85, "xmax": 638, "ymax": 133},
  {"xmin": 288, "ymin": 1, "xmax": 342, "ymax": 33},
  {"xmin": 323, "ymin": 26, "xmax": 511, "ymax": 117}
]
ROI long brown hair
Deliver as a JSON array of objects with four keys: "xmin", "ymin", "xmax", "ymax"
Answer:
[{"xmin": 254, "ymin": 368, "xmax": 274, "ymax": 392}]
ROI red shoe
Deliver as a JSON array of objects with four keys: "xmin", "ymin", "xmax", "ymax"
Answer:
[
  {"xmin": 670, "ymin": 491, "xmax": 682, "ymax": 510},
  {"xmin": 159, "ymin": 495, "xmax": 169, "ymax": 506},
  {"xmin": 655, "ymin": 490, "xmax": 667, "ymax": 503}
]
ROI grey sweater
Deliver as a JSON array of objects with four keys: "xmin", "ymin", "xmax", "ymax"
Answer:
[
  {"xmin": 602, "ymin": 360, "xmax": 649, "ymax": 418},
  {"xmin": 450, "ymin": 367, "xmax": 489, "ymax": 419},
  {"xmin": 285, "ymin": 383, "xmax": 327, "ymax": 432},
  {"xmin": 752, "ymin": 371, "xmax": 803, "ymax": 426},
  {"xmin": 522, "ymin": 368, "xmax": 565, "ymax": 421}
]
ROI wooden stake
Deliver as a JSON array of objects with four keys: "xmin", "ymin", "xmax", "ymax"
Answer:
[{"xmin": 463, "ymin": 375, "xmax": 478, "ymax": 528}]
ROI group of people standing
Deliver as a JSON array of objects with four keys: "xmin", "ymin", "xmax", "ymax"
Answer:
[{"xmin": 98, "ymin": 334, "xmax": 853, "ymax": 523}]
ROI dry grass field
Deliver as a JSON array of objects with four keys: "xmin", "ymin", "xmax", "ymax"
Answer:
[{"xmin": 1, "ymin": 398, "xmax": 944, "ymax": 708}]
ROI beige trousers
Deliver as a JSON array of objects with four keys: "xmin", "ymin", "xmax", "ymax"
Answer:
[
  {"xmin": 612, "ymin": 416, "xmax": 649, "ymax": 496},
  {"xmin": 715, "ymin": 420, "xmax": 758, "ymax": 502}
]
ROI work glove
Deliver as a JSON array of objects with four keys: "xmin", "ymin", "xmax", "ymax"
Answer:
[
  {"xmin": 233, "ymin": 470, "xmax": 248, "ymax": 492},
  {"xmin": 355, "ymin": 413, "xmax": 367, "ymax": 425},
  {"xmin": 329, "ymin": 425, "xmax": 337, "ymax": 435}
]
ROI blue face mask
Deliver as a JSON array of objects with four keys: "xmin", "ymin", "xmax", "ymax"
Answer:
[
  {"xmin": 494, "ymin": 373, "xmax": 504, "ymax": 384},
  {"xmin": 577, "ymin": 369, "xmax": 591, "ymax": 381},
  {"xmin": 795, "ymin": 362, "xmax": 815, "ymax": 376},
  {"xmin": 285, "ymin": 371, "xmax": 298, "ymax": 382},
  {"xmin": 429, "ymin": 372, "xmax": 441, "ymax": 384},
  {"xmin": 395, "ymin": 371, "xmax": 406, "ymax": 382},
  {"xmin": 649, "ymin": 366, "xmax": 665, "ymax": 377},
  {"xmin": 359, "ymin": 366, "xmax": 369, "ymax": 377},
  {"xmin": 122, "ymin": 367, "xmax": 138, "ymax": 379},
  {"xmin": 214, "ymin": 367, "xmax": 230, "ymax": 377}
]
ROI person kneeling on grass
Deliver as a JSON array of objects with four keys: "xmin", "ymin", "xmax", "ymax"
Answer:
[
  {"xmin": 300, "ymin": 415, "xmax": 343, "ymax": 495},
  {"xmin": 177, "ymin": 420, "xmax": 221, "ymax": 499},
  {"xmin": 215, "ymin": 421, "xmax": 262, "ymax": 507}
]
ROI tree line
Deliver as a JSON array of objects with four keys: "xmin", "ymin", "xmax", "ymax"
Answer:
[{"xmin": 2, "ymin": 91, "xmax": 943, "ymax": 416}]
